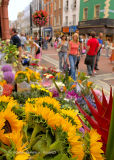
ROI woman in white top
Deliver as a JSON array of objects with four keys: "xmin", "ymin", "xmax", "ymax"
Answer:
[{"xmin": 29, "ymin": 40, "xmax": 42, "ymax": 65}]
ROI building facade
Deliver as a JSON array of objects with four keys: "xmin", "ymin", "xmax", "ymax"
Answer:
[
  {"xmin": 62, "ymin": 0, "xmax": 80, "ymax": 35},
  {"xmin": 53, "ymin": 0, "xmax": 63, "ymax": 36},
  {"xmin": 78, "ymin": 0, "xmax": 114, "ymax": 40},
  {"xmin": 43, "ymin": 0, "xmax": 53, "ymax": 37},
  {"xmin": 21, "ymin": 5, "xmax": 31, "ymax": 35}
]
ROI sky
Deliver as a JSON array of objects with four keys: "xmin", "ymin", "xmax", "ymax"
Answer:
[{"xmin": 8, "ymin": 0, "xmax": 32, "ymax": 21}]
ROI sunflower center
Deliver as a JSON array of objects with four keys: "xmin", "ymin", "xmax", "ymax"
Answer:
[{"xmin": 3, "ymin": 120, "xmax": 12, "ymax": 133}]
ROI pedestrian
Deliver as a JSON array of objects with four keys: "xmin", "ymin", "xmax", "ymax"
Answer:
[
  {"xmin": 54, "ymin": 39, "xmax": 58, "ymax": 50},
  {"xmin": 20, "ymin": 33, "xmax": 27, "ymax": 50},
  {"xmin": 10, "ymin": 28, "xmax": 22, "ymax": 63},
  {"xmin": 85, "ymin": 31, "xmax": 99, "ymax": 76},
  {"xmin": 68, "ymin": 33, "xmax": 80, "ymax": 81},
  {"xmin": 110, "ymin": 41, "xmax": 114, "ymax": 63},
  {"xmin": 57, "ymin": 35, "xmax": 68, "ymax": 72},
  {"xmin": 29, "ymin": 40, "xmax": 41, "ymax": 65},
  {"xmin": 105, "ymin": 38, "xmax": 111, "ymax": 57},
  {"xmin": 95, "ymin": 32, "xmax": 103, "ymax": 70}
]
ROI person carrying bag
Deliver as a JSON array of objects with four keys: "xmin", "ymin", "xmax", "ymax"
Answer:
[{"xmin": 85, "ymin": 31, "xmax": 99, "ymax": 76}]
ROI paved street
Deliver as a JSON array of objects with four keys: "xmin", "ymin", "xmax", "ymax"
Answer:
[{"xmin": 41, "ymin": 46, "xmax": 114, "ymax": 95}]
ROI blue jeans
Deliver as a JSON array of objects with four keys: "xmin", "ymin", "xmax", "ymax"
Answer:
[
  {"xmin": 59, "ymin": 52, "xmax": 67, "ymax": 71},
  {"xmin": 69, "ymin": 54, "xmax": 77, "ymax": 81}
]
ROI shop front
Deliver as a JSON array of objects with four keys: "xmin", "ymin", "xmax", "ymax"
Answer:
[
  {"xmin": 43, "ymin": 27, "xmax": 53, "ymax": 37},
  {"xmin": 62, "ymin": 26, "xmax": 77, "ymax": 35},
  {"xmin": 78, "ymin": 18, "xmax": 114, "ymax": 41},
  {"xmin": 53, "ymin": 26, "xmax": 62, "ymax": 37}
]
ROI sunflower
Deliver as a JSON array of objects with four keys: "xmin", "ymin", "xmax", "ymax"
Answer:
[
  {"xmin": 25, "ymin": 104, "xmax": 84, "ymax": 159},
  {"xmin": 61, "ymin": 109, "xmax": 82, "ymax": 129},
  {"xmin": 90, "ymin": 129, "xmax": 104, "ymax": 160},
  {"xmin": 26, "ymin": 97, "xmax": 61, "ymax": 112},
  {"xmin": 15, "ymin": 71, "xmax": 30, "ymax": 83},
  {"xmin": 15, "ymin": 153, "xmax": 30, "ymax": 160},
  {"xmin": 0, "ymin": 107, "xmax": 23, "ymax": 145},
  {"xmin": 0, "ymin": 95, "xmax": 14, "ymax": 103},
  {"xmin": 6, "ymin": 132, "xmax": 28, "ymax": 152}
]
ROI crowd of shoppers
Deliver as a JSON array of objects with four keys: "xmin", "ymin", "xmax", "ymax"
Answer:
[{"xmin": 9, "ymin": 27, "xmax": 113, "ymax": 81}]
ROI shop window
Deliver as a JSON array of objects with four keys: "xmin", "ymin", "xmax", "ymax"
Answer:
[
  {"xmin": 59, "ymin": 15, "xmax": 61, "ymax": 25},
  {"xmin": 65, "ymin": 0, "xmax": 68, "ymax": 11},
  {"xmin": 54, "ymin": 16, "xmax": 56, "ymax": 26},
  {"xmin": 83, "ymin": 8, "xmax": 88, "ymax": 20},
  {"xmin": 59, "ymin": 0, "xmax": 61, "ymax": 9},
  {"xmin": 65, "ymin": 16, "xmax": 68, "ymax": 26},
  {"xmin": 94, "ymin": 5, "xmax": 100, "ymax": 19},
  {"xmin": 54, "ymin": 2, "xmax": 56, "ymax": 11},
  {"xmin": 73, "ymin": 15, "xmax": 76, "ymax": 25}
]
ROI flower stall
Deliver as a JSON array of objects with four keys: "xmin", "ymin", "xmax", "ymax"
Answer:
[{"xmin": 0, "ymin": 41, "xmax": 113, "ymax": 160}]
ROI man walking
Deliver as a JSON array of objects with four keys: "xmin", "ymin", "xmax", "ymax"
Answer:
[
  {"xmin": 95, "ymin": 32, "xmax": 103, "ymax": 70},
  {"xmin": 86, "ymin": 31, "xmax": 99, "ymax": 76},
  {"xmin": 10, "ymin": 28, "xmax": 22, "ymax": 63}
]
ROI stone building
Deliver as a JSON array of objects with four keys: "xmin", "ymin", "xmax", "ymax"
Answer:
[
  {"xmin": 62, "ymin": 0, "xmax": 80, "ymax": 35},
  {"xmin": 0, "ymin": 0, "xmax": 10, "ymax": 40},
  {"xmin": 43, "ymin": 0, "xmax": 53, "ymax": 37},
  {"xmin": 78, "ymin": 0, "xmax": 114, "ymax": 40},
  {"xmin": 53, "ymin": 0, "xmax": 63, "ymax": 36}
]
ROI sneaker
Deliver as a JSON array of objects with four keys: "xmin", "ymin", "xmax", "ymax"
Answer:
[
  {"xmin": 95, "ymin": 68, "xmax": 99, "ymax": 70},
  {"xmin": 93, "ymin": 70, "xmax": 96, "ymax": 74}
]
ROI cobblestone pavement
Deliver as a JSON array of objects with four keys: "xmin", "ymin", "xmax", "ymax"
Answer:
[{"xmin": 41, "ymin": 46, "xmax": 114, "ymax": 95}]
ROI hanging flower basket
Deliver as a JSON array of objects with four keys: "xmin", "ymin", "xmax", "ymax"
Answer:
[{"xmin": 32, "ymin": 10, "xmax": 48, "ymax": 27}]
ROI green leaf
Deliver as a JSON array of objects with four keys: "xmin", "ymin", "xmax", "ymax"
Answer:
[{"xmin": 106, "ymin": 97, "xmax": 114, "ymax": 160}]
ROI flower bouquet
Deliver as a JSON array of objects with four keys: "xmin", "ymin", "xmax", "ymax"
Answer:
[{"xmin": 32, "ymin": 10, "xmax": 48, "ymax": 27}]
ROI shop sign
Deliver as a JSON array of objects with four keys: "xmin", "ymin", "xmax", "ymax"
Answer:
[
  {"xmin": 69, "ymin": 26, "xmax": 77, "ymax": 32},
  {"xmin": 62, "ymin": 27, "xmax": 69, "ymax": 33},
  {"xmin": 44, "ymin": 27, "xmax": 52, "ymax": 32}
]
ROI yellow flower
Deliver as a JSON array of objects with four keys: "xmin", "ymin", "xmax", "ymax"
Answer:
[
  {"xmin": 78, "ymin": 72, "xmax": 80, "ymax": 76},
  {"xmin": 87, "ymin": 81, "xmax": 93, "ymax": 87},
  {"xmin": 15, "ymin": 71, "xmax": 30, "ymax": 82},
  {"xmin": 63, "ymin": 86, "xmax": 67, "ymax": 92},
  {"xmin": 90, "ymin": 129, "xmax": 104, "ymax": 160},
  {"xmin": 0, "ymin": 95, "xmax": 14, "ymax": 103},
  {"xmin": 77, "ymin": 80, "xmax": 82, "ymax": 84},
  {"xmin": 0, "ymin": 107, "xmax": 23, "ymax": 145},
  {"xmin": 61, "ymin": 109, "xmax": 82, "ymax": 129},
  {"xmin": 68, "ymin": 76, "xmax": 74, "ymax": 82},
  {"xmin": 70, "ymin": 84, "xmax": 76, "ymax": 90},
  {"xmin": 15, "ymin": 153, "xmax": 30, "ymax": 160},
  {"xmin": 25, "ymin": 103, "xmax": 84, "ymax": 159},
  {"xmin": 0, "ymin": 80, "xmax": 6, "ymax": 87},
  {"xmin": 6, "ymin": 132, "xmax": 28, "ymax": 152}
]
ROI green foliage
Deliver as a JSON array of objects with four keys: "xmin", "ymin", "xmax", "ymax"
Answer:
[
  {"xmin": 3, "ymin": 44, "xmax": 19, "ymax": 64},
  {"xmin": 12, "ymin": 89, "xmax": 51, "ymax": 104}
]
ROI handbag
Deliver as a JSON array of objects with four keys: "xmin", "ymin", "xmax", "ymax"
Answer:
[
  {"xmin": 57, "ymin": 47, "xmax": 61, "ymax": 53},
  {"xmin": 84, "ymin": 54, "xmax": 95, "ymax": 65}
]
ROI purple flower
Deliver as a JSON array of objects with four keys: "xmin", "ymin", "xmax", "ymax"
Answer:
[
  {"xmin": 1, "ymin": 65, "xmax": 12, "ymax": 72},
  {"xmin": 49, "ymin": 88, "xmax": 59, "ymax": 97},
  {"xmin": 4, "ymin": 71, "xmax": 15, "ymax": 84},
  {"xmin": 66, "ymin": 90, "xmax": 81, "ymax": 100},
  {"xmin": 79, "ymin": 127, "xmax": 85, "ymax": 134}
]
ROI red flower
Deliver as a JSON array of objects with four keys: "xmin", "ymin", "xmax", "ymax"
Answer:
[
  {"xmin": 30, "ymin": 63, "xmax": 39, "ymax": 66},
  {"xmin": 3, "ymin": 84, "xmax": 13, "ymax": 96}
]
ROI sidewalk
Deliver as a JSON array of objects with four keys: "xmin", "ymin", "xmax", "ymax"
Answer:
[{"xmin": 41, "ymin": 46, "xmax": 114, "ymax": 94}]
